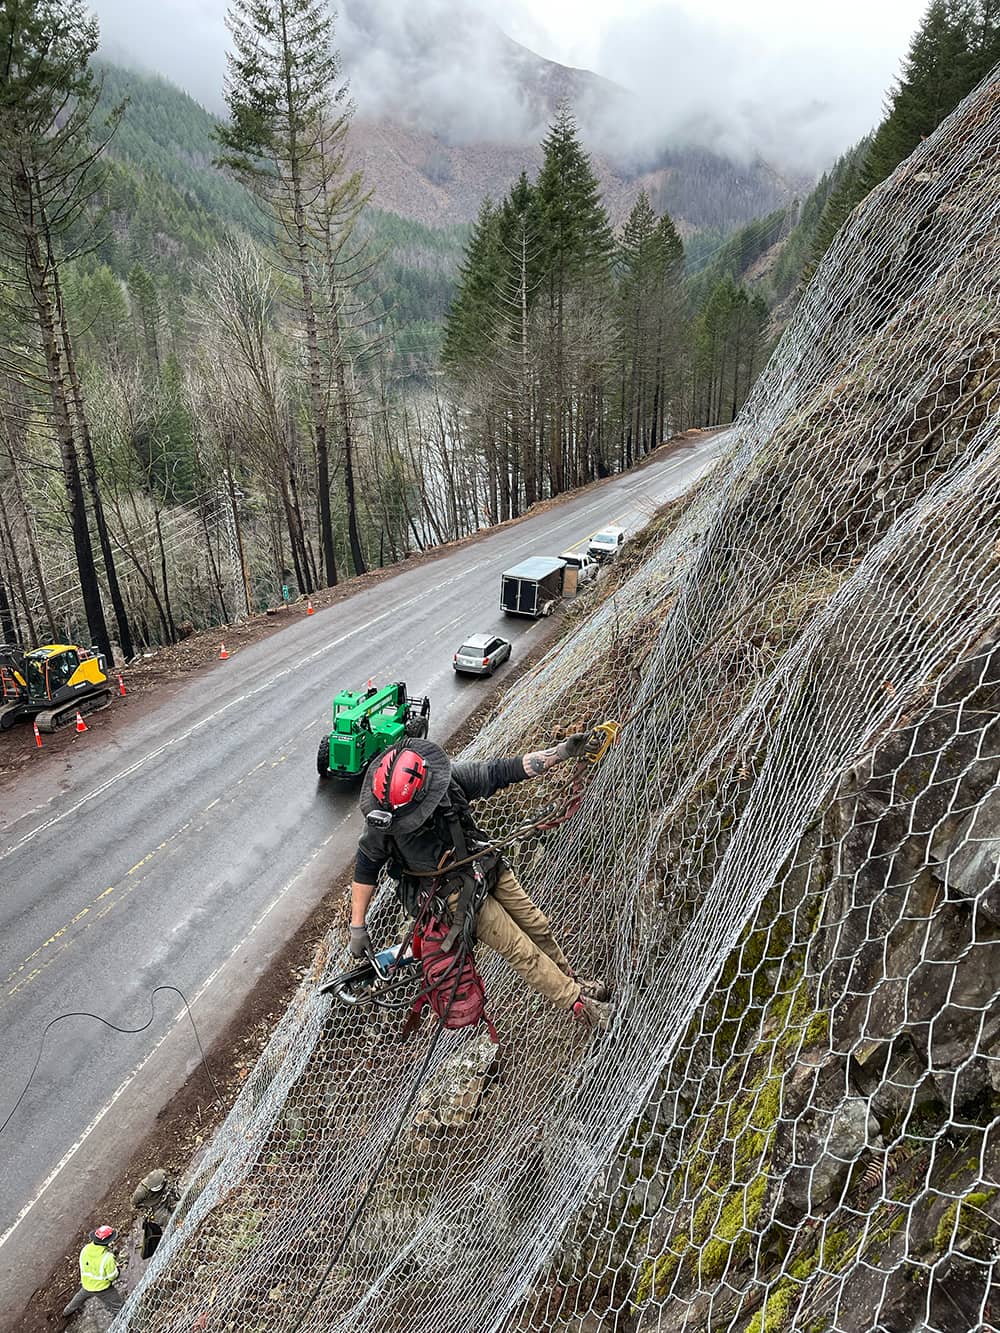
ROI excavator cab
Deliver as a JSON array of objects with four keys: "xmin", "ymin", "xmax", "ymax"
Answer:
[
  {"xmin": 0, "ymin": 643, "xmax": 27, "ymax": 707},
  {"xmin": 0, "ymin": 644, "xmax": 114, "ymax": 732}
]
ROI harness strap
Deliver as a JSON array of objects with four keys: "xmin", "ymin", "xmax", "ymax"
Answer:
[{"xmin": 438, "ymin": 804, "xmax": 495, "ymax": 951}]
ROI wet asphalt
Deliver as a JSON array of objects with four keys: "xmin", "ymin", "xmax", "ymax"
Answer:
[{"xmin": 0, "ymin": 436, "xmax": 722, "ymax": 1324}]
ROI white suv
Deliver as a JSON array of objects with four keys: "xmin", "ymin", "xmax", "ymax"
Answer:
[{"xmin": 587, "ymin": 526, "xmax": 625, "ymax": 561}]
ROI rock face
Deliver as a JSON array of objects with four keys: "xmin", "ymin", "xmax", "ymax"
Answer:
[
  {"xmin": 412, "ymin": 1030, "xmax": 501, "ymax": 1135},
  {"xmin": 625, "ymin": 639, "xmax": 1000, "ymax": 1333}
]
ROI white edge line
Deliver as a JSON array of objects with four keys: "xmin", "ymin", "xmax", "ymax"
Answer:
[{"xmin": 0, "ymin": 822, "xmax": 346, "ymax": 1251}]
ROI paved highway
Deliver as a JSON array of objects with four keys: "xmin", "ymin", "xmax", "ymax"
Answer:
[{"xmin": 0, "ymin": 435, "xmax": 721, "ymax": 1324}]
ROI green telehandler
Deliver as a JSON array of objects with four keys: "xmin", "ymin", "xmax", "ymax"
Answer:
[{"xmin": 317, "ymin": 680, "xmax": 430, "ymax": 781}]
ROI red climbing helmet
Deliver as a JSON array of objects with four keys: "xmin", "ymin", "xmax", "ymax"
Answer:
[
  {"xmin": 360, "ymin": 739, "xmax": 452, "ymax": 835},
  {"xmin": 90, "ymin": 1225, "xmax": 117, "ymax": 1244},
  {"xmin": 371, "ymin": 747, "xmax": 428, "ymax": 814}
]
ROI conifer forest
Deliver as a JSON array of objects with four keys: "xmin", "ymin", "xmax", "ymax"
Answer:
[{"xmin": 1, "ymin": 0, "xmax": 998, "ymax": 661}]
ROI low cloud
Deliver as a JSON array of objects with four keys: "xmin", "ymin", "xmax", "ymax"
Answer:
[
  {"xmin": 91, "ymin": 0, "xmax": 229, "ymax": 111},
  {"xmin": 88, "ymin": 0, "xmax": 910, "ymax": 177},
  {"xmin": 336, "ymin": 0, "xmax": 544, "ymax": 144},
  {"xmin": 587, "ymin": 6, "xmax": 902, "ymax": 174}
]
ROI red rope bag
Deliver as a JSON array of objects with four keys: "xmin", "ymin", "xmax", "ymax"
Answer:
[{"xmin": 407, "ymin": 919, "xmax": 498, "ymax": 1043}]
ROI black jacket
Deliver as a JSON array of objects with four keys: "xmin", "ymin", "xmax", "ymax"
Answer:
[{"xmin": 355, "ymin": 756, "xmax": 528, "ymax": 901}]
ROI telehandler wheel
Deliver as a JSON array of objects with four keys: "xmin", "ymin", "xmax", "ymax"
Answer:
[
  {"xmin": 405, "ymin": 715, "xmax": 429, "ymax": 739},
  {"xmin": 317, "ymin": 734, "xmax": 331, "ymax": 779}
]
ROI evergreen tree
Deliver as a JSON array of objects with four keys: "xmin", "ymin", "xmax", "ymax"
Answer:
[
  {"xmin": 808, "ymin": 0, "xmax": 1000, "ymax": 276},
  {"xmin": 534, "ymin": 101, "xmax": 613, "ymax": 290},
  {"xmin": 690, "ymin": 276, "xmax": 769, "ymax": 426},
  {"xmin": 441, "ymin": 199, "xmax": 503, "ymax": 373},
  {"xmin": 534, "ymin": 102, "xmax": 613, "ymax": 494},
  {"xmin": 218, "ymin": 0, "xmax": 365, "ymax": 582},
  {"xmin": 0, "ymin": 0, "xmax": 125, "ymax": 660},
  {"xmin": 618, "ymin": 192, "xmax": 660, "ymax": 467},
  {"xmin": 128, "ymin": 263, "xmax": 162, "ymax": 374},
  {"xmin": 865, "ymin": 0, "xmax": 974, "ymax": 183}
]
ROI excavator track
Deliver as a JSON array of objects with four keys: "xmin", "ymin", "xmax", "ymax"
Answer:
[
  {"xmin": 0, "ymin": 702, "xmax": 25, "ymax": 730},
  {"xmin": 36, "ymin": 687, "xmax": 115, "ymax": 734}
]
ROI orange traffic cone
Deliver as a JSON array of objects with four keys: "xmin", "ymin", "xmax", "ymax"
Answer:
[
  {"xmin": 306, "ymin": 598, "xmax": 315, "ymax": 616},
  {"xmin": 75, "ymin": 711, "xmax": 88, "ymax": 734},
  {"xmin": 117, "ymin": 673, "xmax": 126, "ymax": 697},
  {"xmin": 33, "ymin": 719, "xmax": 42, "ymax": 748},
  {"xmin": 219, "ymin": 643, "xmax": 229, "ymax": 660}
]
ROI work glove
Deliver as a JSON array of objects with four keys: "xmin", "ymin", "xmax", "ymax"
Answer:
[
  {"xmin": 558, "ymin": 731, "xmax": 593, "ymax": 761},
  {"xmin": 348, "ymin": 925, "xmax": 372, "ymax": 959}
]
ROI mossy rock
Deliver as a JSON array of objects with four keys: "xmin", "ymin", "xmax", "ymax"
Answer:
[{"xmin": 932, "ymin": 1188, "xmax": 996, "ymax": 1255}]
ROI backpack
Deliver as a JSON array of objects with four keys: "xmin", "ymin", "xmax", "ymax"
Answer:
[{"xmin": 406, "ymin": 917, "xmax": 498, "ymax": 1043}]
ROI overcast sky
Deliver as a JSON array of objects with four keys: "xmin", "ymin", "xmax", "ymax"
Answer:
[
  {"xmin": 90, "ymin": 0, "xmax": 931, "ymax": 175},
  {"xmin": 497, "ymin": 0, "xmax": 924, "ymax": 73}
]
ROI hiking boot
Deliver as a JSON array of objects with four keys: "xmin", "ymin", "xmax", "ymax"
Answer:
[
  {"xmin": 571, "ymin": 995, "xmax": 611, "ymax": 1032},
  {"xmin": 575, "ymin": 976, "xmax": 611, "ymax": 1002}
]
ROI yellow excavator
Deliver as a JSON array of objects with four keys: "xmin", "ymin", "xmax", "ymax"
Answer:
[{"xmin": 0, "ymin": 642, "xmax": 115, "ymax": 732}]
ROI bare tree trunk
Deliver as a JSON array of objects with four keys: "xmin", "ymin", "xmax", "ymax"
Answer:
[
  {"xmin": 16, "ymin": 161, "xmax": 111, "ymax": 660},
  {"xmin": 0, "ymin": 566, "xmax": 18, "ymax": 641},
  {"xmin": 278, "ymin": 0, "xmax": 337, "ymax": 589},
  {"xmin": 0, "ymin": 486, "xmax": 35, "ymax": 641},
  {"xmin": 198, "ymin": 497, "xmax": 229, "ymax": 623},
  {"xmin": 51, "ymin": 260, "xmax": 135, "ymax": 659},
  {"xmin": 153, "ymin": 508, "xmax": 177, "ymax": 642},
  {"xmin": 336, "ymin": 348, "xmax": 366, "ymax": 575},
  {"xmin": 1, "ymin": 427, "xmax": 57, "ymax": 638}
]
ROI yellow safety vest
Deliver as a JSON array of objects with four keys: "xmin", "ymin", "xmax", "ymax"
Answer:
[{"xmin": 80, "ymin": 1242, "xmax": 118, "ymax": 1292}]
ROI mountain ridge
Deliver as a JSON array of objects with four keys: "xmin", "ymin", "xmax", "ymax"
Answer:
[
  {"xmin": 96, "ymin": 0, "xmax": 810, "ymax": 236},
  {"xmin": 337, "ymin": 4, "xmax": 807, "ymax": 231}
]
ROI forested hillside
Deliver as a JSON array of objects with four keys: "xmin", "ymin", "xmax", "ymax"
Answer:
[
  {"xmin": 0, "ymin": 4, "xmax": 767, "ymax": 664},
  {"xmin": 78, "ymin": 61, "xmax": 466, "ymax": 364},
  {"xmin": 683, "ymin": 0, "xmax": 1000, "ymax": 338},
  {"xmin": 6, "ymin": 0, "xmax": 990, "ymax": 665}
]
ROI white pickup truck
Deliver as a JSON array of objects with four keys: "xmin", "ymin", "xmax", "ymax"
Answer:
[
  {"xmin": 587, "ymin": 526, "xmax": 626, "ymax": 561},
  {"xmin": 559, "ymin": 550, "xmax": 599, "ymax": 584}
]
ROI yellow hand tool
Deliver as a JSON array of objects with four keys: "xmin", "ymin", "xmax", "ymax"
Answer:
[{"xmin": 584, "ymin": 720, "xmax": 620, "ymax": 764}]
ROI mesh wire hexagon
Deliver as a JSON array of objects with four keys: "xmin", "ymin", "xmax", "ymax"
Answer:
[{"xmin": 115, "ymin": 70, "xmax": 1000, "ymax": 1333}]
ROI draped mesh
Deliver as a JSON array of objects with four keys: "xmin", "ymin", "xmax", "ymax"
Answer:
[{"xmin": 116, "ymin": 71, "xmax": 1000, "ymax": 1333}]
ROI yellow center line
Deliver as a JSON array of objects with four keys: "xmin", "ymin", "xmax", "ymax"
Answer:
[{"xmin": 3, "ymin": 735, "xmax": 305, "ymax": 1004}]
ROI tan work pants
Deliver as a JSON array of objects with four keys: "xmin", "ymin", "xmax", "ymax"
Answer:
[{"xmin": 472, "ymin": 866, "xmax": 579, "ymax": 1009}]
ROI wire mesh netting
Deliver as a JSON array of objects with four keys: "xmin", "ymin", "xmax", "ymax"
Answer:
[{"xmin": 116, "ymin": 70, "xmax": 1000, "ymax": 1333}]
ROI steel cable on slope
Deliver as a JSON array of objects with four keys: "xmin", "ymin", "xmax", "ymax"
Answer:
[{"xmin": 0, "ymin": 985, "xmax": 223, "ymax": 1139}]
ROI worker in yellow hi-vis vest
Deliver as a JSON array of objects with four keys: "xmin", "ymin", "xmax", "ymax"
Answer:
[{"xmin": 62, "ymin": 1225, "xmax": 124, "ymax": 1317}]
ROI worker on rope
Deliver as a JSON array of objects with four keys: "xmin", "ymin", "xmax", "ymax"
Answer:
[
  {"xmin": 131, "ymin": 1167, "xmax": 180, "ymax": 1227},
  {"xmin": 349, "ymin": 735, "xmax": 611, "ymax": 1028},
  {"xmin": 132, "ymin": 1167, "xmax": 180, "ymax": 1258},
  {"xmin": 62, "ymin": 1225, "xmax": 123, "ymax": 1317}
]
